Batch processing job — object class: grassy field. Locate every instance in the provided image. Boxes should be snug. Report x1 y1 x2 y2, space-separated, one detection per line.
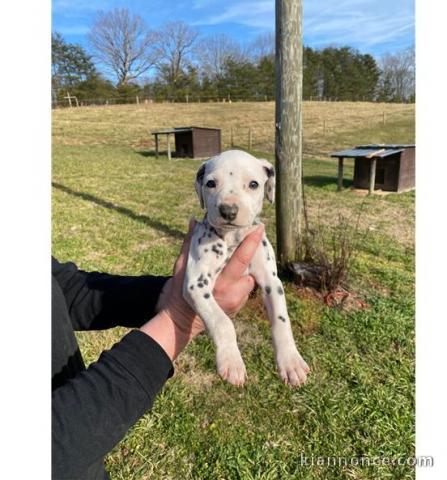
52 101 415 479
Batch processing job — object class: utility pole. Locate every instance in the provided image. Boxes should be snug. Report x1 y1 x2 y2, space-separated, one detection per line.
275 0 305 267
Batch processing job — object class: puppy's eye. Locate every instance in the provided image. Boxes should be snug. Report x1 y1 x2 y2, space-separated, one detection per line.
206 179 216 188
249 181 259 189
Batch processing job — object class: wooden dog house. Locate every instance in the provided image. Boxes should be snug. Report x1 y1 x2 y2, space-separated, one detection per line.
330 145 415 193
151 126 221 160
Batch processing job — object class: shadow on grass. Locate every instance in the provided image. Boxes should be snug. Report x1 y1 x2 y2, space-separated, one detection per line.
136 150 193 159
52 182 185 240
136 150 160 158
303 175 353 189
137 145 250 158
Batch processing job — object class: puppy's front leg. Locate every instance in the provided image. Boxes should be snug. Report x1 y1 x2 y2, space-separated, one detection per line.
249 235 310 386
183 224 246 386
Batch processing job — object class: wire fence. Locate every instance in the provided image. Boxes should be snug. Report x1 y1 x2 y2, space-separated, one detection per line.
210 108 414 155
52 92 414 109
52 97 414 159
210 111 405 157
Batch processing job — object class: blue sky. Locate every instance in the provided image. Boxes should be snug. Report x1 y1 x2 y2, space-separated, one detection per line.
52 0 414 58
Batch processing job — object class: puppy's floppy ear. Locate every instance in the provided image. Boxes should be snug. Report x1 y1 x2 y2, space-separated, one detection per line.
195 162 207 209
259 159 275 204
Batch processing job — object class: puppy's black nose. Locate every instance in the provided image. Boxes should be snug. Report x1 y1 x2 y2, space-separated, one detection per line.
219 203 238 222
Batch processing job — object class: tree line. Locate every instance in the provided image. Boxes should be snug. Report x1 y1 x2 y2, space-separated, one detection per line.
52 8 415 106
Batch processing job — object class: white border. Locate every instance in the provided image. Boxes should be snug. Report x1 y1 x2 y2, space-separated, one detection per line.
0 0 443 478
0 0 51 477
416 0 447 478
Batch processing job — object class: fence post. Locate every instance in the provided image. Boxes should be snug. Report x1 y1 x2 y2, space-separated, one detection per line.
136 96 139 105
65 91 72 108
230 126 234 148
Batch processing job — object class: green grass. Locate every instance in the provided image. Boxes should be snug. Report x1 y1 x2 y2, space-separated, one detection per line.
52 102 415 480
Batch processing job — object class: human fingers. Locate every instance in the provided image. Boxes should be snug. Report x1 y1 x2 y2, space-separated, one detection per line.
219 225 264 282
214 274 256 315
231 275 256 297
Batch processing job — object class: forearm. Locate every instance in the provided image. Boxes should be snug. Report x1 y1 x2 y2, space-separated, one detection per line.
52 257 169 330
52 330 173 477
140 310 193 362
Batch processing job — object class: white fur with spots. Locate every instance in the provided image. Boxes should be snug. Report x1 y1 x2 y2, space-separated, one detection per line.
183 150 310 387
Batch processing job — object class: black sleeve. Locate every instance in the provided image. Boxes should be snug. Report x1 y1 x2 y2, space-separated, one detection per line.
52 329 173 478
51 257 170 331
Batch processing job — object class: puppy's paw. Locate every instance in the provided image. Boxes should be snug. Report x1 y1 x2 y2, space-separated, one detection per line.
216 347 247 387
276 348 310 387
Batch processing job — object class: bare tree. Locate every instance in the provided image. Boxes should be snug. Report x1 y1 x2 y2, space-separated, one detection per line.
195 34 244 80
379 46 415 101
155 21 199 85
249 32 275 62
88 8 158 85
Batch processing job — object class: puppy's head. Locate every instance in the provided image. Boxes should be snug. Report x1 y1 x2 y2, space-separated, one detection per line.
195 150 275 229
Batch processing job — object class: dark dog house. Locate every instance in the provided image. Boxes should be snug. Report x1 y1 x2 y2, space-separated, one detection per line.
151 126 221 160
330 144 415 193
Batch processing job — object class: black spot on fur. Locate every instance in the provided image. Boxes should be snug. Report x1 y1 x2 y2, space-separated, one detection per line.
262 239 268 247
272 272 276 276
211 244 223 257
264 166 275 178
215 267 221 274
204 279 208 285
198 273 205 282
198 283 204 288
204 248 208 252
190 285 194 290
278 315 286 322
277 286 284 295
265 286 271 294
229 172 233 175
204 293 210 299
196 163 206 184
207 273 211 277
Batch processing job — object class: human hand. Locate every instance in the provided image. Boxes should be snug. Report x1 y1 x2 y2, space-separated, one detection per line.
149 219 264 360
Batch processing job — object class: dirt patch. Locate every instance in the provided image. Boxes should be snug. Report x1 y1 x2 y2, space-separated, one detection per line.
174 352 217 390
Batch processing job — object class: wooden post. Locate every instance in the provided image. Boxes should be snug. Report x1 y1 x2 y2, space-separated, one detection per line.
65 91 72 108
275 0 305 266
167 133 171 160
337 157 344 191
155 134 159 158
369 158 377 194
136 96 139 105
248 127 252 151
230 126 234 148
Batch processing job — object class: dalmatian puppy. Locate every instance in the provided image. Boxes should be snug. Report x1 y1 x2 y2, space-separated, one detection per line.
183 150 310 387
